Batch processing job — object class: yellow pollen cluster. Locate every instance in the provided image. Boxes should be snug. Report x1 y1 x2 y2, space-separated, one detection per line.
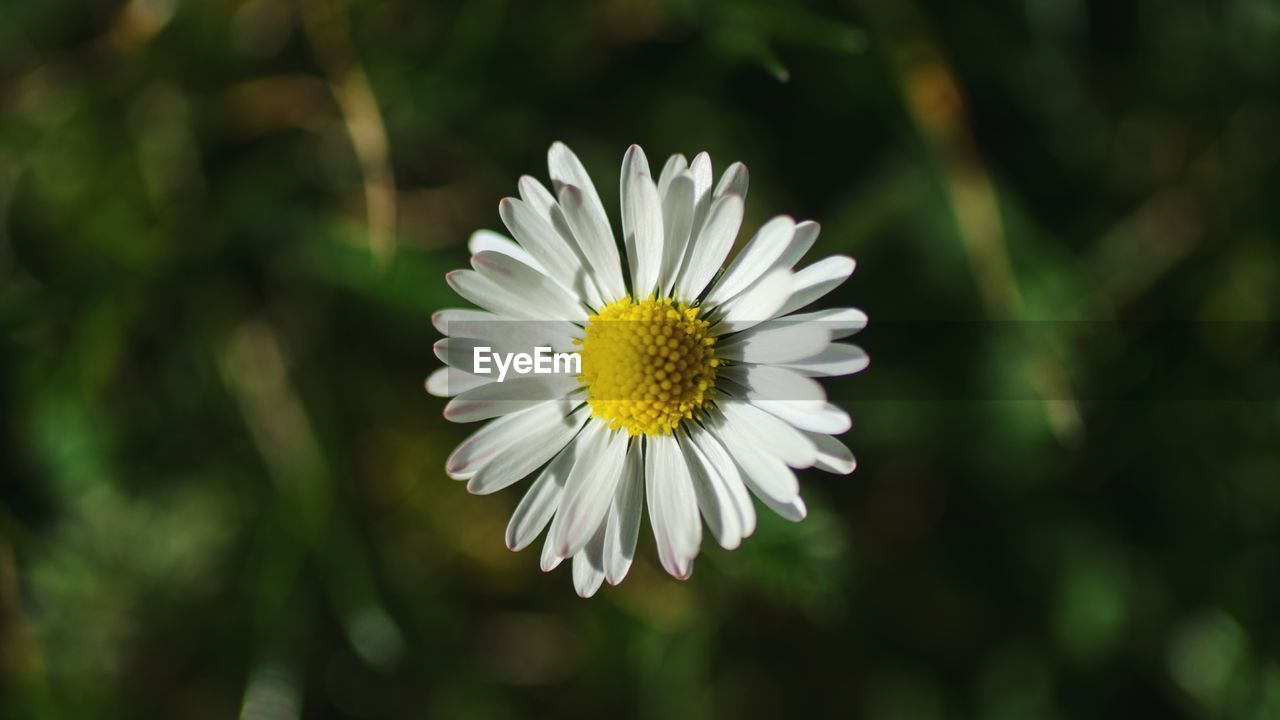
577 296 719 436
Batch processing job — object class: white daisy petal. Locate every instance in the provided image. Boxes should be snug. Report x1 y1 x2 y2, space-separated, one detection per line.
686 426 756 540
761 307 867 339
520 174 609 301
444 376 581 423
771 220 819 272
705 216 796 307
711 404 798 499
499 198 596 297
713 267 793 333
446 269 576 321
548 141 614 238
425 366 490 398
753 401 852 435
714 161 749 202
445 399 578 480
715 321 830 365
551 423 629 558
572 522 608 598
646 433 702 579
687 151 715 235
681 428 742 550
674 193 744 300
619 145 651 244
759 493 808 523
468 229 546 273
505 442 577 551
446 270 533 320
558 184 627 301
540 530 565 572
719 401 817 469
432 309 579 352
620 149 664 296
603 441 644 585
707 408 800 504
466 407 589 495
471 251 587 322
432 308 494 335
719 364 826 407
779 343 870 377
807 431 857 475
658 173 696 296
517 175 558 219
433 336 537 370
657 153 688 199
774 255 855 318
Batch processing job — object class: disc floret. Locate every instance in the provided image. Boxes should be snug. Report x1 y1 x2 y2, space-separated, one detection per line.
577 297 718 436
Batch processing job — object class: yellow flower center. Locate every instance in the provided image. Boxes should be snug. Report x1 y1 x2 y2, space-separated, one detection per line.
577 296 719 436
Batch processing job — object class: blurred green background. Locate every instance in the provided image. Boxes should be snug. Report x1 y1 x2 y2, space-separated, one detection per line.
2 0 1279 717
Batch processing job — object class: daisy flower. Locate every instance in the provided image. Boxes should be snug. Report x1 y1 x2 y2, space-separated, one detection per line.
427 142 868 597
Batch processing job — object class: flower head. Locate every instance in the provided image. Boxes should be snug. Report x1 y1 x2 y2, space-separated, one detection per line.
428 142 868 596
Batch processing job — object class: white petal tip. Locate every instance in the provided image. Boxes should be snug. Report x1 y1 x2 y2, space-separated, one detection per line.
778 497 808 522
668 559 694 580
444 446 474 478
605 563 633 587
540 556 563 572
